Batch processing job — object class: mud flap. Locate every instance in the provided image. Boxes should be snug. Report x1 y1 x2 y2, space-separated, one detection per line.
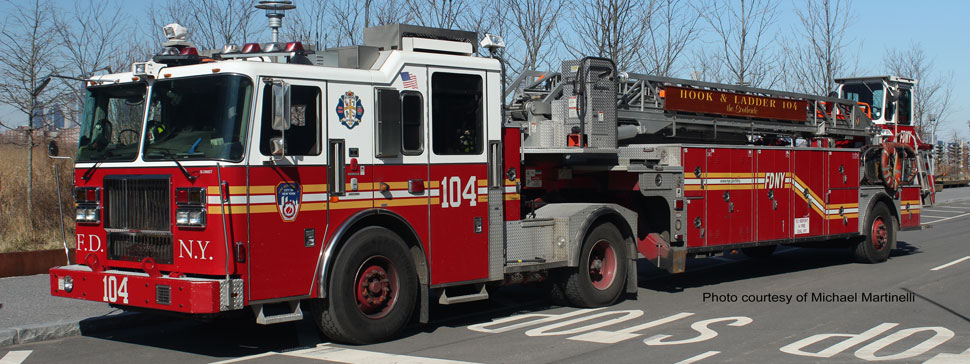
638 232 686 274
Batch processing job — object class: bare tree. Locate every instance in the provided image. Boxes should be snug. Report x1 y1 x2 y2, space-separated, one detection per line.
404 0 471 29
641 0 703 77
561 0 654 72
55 0 132 128
780 0 854 95
505 0 566 72
283 1 332 49
699 0 781 87
885 45 953 138
0 0 61 217
325 0 409 48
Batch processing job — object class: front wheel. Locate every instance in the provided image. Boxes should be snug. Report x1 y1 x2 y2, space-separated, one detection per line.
853 203 894 263
559 222 629 307
310 227 418 344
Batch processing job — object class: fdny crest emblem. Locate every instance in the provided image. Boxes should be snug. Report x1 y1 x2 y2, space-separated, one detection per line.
275 182 301 222
335 91 364 129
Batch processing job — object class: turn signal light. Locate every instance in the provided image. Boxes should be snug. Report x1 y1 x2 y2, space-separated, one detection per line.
175 187 206 228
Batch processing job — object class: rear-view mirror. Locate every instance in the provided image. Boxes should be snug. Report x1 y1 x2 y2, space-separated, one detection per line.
272 80 291 131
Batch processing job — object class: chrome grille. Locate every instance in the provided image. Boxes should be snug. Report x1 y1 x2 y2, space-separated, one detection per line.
107 231 174 264
104 177 173 264
105 177 170 230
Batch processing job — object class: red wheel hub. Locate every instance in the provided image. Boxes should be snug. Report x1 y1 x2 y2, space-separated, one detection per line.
871 216 888 250
354 256 398 319
589 240 617 290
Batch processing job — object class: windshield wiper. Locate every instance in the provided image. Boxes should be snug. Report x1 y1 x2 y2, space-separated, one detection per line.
154 149 197 182
81 149 113 181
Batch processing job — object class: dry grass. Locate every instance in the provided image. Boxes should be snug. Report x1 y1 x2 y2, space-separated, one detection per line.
0 142 76 252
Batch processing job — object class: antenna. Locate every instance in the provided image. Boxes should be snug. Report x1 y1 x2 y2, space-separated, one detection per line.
256 0 296 43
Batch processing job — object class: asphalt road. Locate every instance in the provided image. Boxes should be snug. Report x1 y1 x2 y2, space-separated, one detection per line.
4 199 970 364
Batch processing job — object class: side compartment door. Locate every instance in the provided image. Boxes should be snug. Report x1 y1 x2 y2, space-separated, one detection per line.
682 147 706 247
248 79 329 301
792 149 827 238
755 149 791 242
427 68 489 285
827 150 860 235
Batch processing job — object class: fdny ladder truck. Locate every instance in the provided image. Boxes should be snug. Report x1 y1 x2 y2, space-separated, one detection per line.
49 22 933 344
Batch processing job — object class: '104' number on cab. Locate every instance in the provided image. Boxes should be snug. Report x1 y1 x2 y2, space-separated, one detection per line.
440 176 477 208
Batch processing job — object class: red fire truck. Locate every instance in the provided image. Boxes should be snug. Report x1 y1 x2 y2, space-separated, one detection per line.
49 23 934 344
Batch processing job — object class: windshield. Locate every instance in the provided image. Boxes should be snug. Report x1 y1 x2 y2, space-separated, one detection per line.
76 84 147 162
143 74 253 161
841 82 884 120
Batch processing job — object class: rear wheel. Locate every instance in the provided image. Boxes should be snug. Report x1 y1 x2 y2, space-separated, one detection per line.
310 227 418 344
853 203 894 263
560 222 628 307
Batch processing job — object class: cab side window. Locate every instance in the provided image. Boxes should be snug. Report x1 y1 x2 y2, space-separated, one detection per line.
402 91 424 155
260 84 321 156
431 73 483 155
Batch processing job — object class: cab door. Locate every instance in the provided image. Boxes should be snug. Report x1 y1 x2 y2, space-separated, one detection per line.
248 78 329 302
427 68 489 285
371 66 431 263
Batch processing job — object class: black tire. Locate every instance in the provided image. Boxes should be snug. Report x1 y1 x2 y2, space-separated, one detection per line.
742 245 777 259
853 203 894 263
561 222 629 307
310 227 418 344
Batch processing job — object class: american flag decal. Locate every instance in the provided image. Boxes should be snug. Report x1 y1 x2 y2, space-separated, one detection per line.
400 72 419 89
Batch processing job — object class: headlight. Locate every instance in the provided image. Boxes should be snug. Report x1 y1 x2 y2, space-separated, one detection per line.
187 210 204 225
63 275 73 293
176 210 189 225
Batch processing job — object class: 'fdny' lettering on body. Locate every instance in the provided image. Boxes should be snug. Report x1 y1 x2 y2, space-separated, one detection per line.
764 172 786 189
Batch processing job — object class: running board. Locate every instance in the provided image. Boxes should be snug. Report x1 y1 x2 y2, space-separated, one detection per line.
438 284 489 305
253 301 304 325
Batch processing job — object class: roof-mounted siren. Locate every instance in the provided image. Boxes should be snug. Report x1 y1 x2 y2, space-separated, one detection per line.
480 34 505 54
152 23 201 66
256 0 296 43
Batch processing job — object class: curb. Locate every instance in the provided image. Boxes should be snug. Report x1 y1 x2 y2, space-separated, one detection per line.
0 312 164 347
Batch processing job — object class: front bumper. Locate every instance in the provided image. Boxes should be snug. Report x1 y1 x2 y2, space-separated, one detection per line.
50 265 244 314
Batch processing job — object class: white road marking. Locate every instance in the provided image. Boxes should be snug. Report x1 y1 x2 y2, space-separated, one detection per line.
930 256 970 271
921 215 953 219
923 207 969 212
923 347 970 363
673 351 721 364
921 212 970 225
282 344 479 364
0 351 32 364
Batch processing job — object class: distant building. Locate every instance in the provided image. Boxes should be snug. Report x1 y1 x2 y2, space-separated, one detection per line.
30 105 67 130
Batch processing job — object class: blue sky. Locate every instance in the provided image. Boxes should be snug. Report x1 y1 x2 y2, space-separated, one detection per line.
6 0 968 140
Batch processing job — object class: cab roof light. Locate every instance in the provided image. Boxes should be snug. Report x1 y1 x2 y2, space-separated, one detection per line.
284 41 304 52
263 42 283 52
179 47 198 56
222 44 240 53
241 43 262 53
